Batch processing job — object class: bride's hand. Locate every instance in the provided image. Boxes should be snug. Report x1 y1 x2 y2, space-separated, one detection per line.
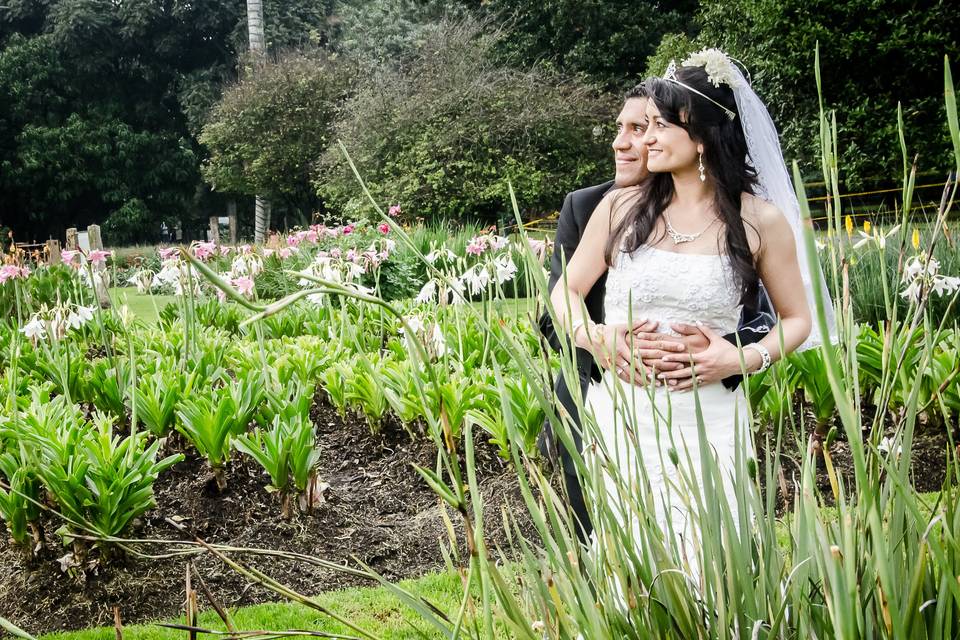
655 323 741 391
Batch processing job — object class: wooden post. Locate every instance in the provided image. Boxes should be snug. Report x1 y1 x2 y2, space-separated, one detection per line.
46 239 61 265
86 224 111 308
66 228 78 250
228 200 238 244
208 215 220 243
88 224 103 251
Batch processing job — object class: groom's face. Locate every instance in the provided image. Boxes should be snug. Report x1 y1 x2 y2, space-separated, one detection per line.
612 97 650 187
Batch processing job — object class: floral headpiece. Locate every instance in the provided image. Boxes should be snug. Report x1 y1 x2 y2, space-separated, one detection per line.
663 47 743 121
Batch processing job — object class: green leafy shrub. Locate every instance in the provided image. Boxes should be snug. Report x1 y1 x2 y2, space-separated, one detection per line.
317 16 614 226
200 51 353 219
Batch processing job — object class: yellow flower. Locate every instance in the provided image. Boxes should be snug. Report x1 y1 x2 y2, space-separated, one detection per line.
845 215 853 237
912 228 920 250
863 220 872 234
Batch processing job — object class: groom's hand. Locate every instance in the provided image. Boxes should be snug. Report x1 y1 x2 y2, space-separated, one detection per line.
595 320 658 385
631 324 710 379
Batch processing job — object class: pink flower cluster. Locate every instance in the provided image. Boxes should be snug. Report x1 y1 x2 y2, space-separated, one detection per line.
193 242 218 261
60 249 111 269
388 204 402 217
231 276 255 297
465 234 509 256
0 264 30 284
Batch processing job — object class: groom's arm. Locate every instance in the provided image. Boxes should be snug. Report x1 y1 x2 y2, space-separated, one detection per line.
718 286 776 388
724 285 775 348
538 191 580 353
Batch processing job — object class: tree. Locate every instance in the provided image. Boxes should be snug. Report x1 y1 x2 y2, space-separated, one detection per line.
475 0 698 90
316 17 616 224
245 0 270 243
648 0 960 187
200 52 352 224
0 0 337 244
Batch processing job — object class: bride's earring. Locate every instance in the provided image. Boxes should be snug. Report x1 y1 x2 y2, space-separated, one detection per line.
698 152 706 182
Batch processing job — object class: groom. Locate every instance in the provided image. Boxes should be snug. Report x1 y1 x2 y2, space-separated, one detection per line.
538 83 775 543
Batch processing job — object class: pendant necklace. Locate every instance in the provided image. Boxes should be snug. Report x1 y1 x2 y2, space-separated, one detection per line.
664 210 717 245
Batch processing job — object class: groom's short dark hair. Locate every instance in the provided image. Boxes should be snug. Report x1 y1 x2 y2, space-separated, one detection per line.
624 82 647 100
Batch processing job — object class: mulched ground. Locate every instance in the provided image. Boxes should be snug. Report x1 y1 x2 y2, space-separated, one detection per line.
755 399 956 512
0 397 537 634
2 394 954 634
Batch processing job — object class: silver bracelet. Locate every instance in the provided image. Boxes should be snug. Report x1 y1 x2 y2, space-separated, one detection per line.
743 343 771 373
570 318 589 344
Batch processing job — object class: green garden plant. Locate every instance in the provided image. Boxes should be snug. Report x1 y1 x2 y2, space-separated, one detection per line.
0 448 42 551
175 377 262 491
234 412 321 520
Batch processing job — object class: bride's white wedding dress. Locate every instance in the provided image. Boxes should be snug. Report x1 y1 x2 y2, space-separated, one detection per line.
586 244 751 541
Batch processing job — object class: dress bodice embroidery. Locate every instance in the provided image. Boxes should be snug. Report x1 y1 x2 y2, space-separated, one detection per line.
603 245 743 336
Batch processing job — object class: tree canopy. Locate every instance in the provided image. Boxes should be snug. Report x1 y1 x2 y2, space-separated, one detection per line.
1 0 956 244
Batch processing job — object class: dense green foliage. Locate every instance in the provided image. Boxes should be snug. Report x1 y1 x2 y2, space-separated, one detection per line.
477 0 698 89
1 0 957 243
315 17 615 224
647 0 959 185
0 0 336 243
200 52 353 222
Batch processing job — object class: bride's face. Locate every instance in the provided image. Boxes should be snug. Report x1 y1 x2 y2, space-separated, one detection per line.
642 100 702 175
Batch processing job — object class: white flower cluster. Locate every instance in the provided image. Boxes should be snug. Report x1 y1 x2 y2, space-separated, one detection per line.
682 48 742 88
295 238 394 305
901 252 960 303
398 315 448 358
415 235 519 306
20 302 96 343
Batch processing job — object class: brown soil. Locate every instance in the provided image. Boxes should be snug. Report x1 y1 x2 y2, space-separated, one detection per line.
0 397 537 635
2 394 954 635
755 400 956 512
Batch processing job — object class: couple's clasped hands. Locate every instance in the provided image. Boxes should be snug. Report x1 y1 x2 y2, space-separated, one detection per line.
590 319 744 390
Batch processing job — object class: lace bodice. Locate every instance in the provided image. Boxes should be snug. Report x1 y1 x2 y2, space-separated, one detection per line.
604 245 742 336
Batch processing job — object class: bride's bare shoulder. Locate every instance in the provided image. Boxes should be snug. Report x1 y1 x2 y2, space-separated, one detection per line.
740 192 787 229
599 185 643 227
739 192 793 255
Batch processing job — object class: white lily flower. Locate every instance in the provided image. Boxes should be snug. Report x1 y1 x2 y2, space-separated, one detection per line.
932 275 960 297
431 324 447 357
346 261 366 280
416 280 437 304
877 436 902 457
446 277 467 305
399 315 424 335
21 316 46 342
493 255 518 284
461 264 490 295
901 279 923 302
490 235 509 251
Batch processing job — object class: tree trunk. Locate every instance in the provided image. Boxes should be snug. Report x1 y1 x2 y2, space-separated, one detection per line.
227 199 238 244
254 196 271 244
245 0 265 54
246 0 269 244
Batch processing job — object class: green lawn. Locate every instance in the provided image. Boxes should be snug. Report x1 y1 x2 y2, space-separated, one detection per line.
109 288 176 324
108 287 538 325
36 571 467 640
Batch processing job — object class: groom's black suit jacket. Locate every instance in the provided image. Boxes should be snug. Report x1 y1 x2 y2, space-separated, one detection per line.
537 180 775 541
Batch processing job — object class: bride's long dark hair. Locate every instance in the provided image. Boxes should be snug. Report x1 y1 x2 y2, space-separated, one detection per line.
605 65 760 309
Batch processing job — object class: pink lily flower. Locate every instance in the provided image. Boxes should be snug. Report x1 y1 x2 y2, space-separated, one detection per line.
231 276 255 297
88 250 112 264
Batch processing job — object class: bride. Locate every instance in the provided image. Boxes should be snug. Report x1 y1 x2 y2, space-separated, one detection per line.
550 50 832 546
